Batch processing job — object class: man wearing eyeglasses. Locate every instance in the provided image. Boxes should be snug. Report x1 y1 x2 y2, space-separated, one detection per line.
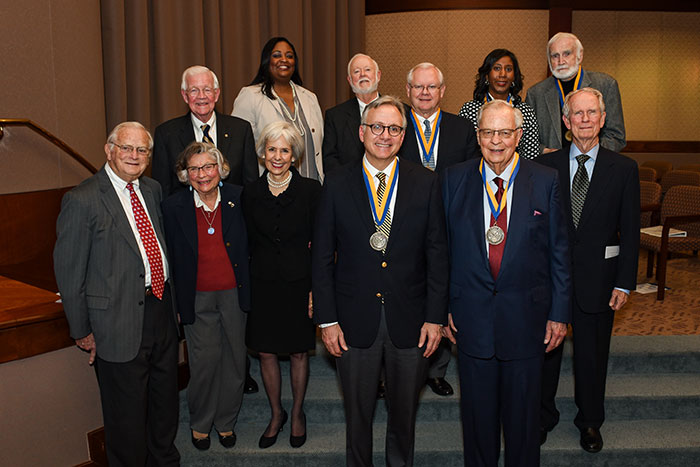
538 88 639 454
313 95 448 467
401 62 480 397
152 65 258 196
442 100 571 467
54 122 180 466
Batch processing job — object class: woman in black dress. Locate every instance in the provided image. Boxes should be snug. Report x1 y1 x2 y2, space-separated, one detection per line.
242 121 321 449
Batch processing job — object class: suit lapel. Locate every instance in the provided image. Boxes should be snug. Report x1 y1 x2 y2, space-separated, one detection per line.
179 116 197 148
498 163 531 280
435 112 452 171
578 149 613 228
345 100 364 155
544 77 563 145
401 112 421 163
174 192 198 255
466 165 490 274
97 170 142 258
348 162 376 237
219 185 235 236
215 111 232 154
385 160 412 253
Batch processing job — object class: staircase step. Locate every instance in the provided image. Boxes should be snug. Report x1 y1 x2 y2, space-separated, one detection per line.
175 419 700 466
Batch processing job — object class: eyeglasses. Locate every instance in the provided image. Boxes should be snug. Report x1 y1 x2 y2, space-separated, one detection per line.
362 123 404 137
408 84 440 93
112 143 151 156
185 87 215 98
477 128 520 140
187 163 218 175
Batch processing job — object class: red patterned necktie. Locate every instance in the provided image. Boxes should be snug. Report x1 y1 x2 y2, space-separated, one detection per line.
488 177 507 279
126 183 164 299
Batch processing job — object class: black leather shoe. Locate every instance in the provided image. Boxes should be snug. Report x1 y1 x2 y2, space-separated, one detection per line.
540 429 548 446
244 373 259 394
377 380 386 399
290 413 307 448
218 432 237 448
426 377 454 396
259 410 288 449
580 427 603 453
191 432 210 451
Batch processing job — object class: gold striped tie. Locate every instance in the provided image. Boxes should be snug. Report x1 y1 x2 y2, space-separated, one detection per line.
375 172 391 253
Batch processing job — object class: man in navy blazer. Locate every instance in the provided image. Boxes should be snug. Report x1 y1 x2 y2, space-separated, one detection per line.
152 65 259 196
313 95 448 467
442 100 571 467
322 53 381 174
401 62 480 397
538 88 639 453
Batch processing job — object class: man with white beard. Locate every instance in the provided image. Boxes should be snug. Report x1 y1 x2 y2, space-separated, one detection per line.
322 53 382 173
525 32 626 154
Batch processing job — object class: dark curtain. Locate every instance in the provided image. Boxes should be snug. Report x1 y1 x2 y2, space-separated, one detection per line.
100 0 365 132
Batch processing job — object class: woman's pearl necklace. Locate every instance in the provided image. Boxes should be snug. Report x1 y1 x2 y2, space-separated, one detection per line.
267 171 292 188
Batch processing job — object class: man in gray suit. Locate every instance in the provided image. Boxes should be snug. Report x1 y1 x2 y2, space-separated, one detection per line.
54 122 180 467
526 32 626 154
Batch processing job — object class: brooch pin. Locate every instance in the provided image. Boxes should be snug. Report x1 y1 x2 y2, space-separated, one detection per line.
228 201 235 208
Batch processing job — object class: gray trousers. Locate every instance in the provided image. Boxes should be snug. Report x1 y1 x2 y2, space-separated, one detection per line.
184 288 247 433
336 308 428 467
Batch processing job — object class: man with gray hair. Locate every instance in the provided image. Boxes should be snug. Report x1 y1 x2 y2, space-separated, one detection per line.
322 53 382 173
55 122 180 466
526 32 626 154
152 65 258 196
402 62 479 397
538 88 639 453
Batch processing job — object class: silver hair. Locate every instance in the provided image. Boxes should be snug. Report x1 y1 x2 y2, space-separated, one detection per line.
562 87 606 118
547 32 584 62
175 142 230 184
406 62 444 87
361 95 407 129
180 65 220 91
256 121 305 165
347 53 380 77
106 121 153 150
476 99 524 129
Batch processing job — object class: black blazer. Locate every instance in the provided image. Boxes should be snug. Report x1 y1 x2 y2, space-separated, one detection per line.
399 107 479 171
162 183 251 324
152 111 259 196
322 97 365 174
312 159 449 349
539 147 639 313
242 168 321 281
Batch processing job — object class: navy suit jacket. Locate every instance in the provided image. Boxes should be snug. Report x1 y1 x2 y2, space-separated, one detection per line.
312 159 449 349
152 111 258 196
538 147 639 313
442 158 572 360
322 97 366 174
161 183 251 324
400 107 480 171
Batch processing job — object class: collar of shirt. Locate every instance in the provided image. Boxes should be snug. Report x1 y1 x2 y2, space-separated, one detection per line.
191 112 217 146
357 94 379 117
104 161 139 193
568 142 599 185
193 187 221 211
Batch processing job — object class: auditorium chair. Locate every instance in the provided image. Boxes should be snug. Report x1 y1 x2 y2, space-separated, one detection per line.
640 185 700 300
660 170 700 194
641 160 673 182
638 166 657 182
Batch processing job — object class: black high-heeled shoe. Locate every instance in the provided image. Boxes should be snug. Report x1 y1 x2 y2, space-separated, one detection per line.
290 412 307 448
258 410 288 449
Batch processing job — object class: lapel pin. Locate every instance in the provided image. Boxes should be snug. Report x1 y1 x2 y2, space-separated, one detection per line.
224 133 229 138
228 201 235 208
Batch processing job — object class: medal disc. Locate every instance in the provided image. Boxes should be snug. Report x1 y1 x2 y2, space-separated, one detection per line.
486 225 504 245
565 130 572 142
207 227 215 235
370 231 388 251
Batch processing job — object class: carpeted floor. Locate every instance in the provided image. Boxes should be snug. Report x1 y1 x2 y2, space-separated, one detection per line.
613 254 700 336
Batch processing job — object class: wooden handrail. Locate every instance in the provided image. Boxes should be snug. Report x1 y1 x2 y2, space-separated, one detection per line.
0 118 97 174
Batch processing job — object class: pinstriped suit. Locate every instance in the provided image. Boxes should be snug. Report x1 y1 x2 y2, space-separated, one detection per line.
54 165 179 466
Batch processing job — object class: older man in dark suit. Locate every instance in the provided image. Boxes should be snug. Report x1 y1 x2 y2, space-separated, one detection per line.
322 53 382 173
401 62 480 397
152 65 258 195
54 122 179 466
442 100 571 467
313 95 448 467
539 88 639 453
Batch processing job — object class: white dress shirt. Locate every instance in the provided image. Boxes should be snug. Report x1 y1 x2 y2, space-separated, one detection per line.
412 109 441 167
191 112 217 147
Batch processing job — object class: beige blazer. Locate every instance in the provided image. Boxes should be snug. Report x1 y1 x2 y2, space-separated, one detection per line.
232 83 324 181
